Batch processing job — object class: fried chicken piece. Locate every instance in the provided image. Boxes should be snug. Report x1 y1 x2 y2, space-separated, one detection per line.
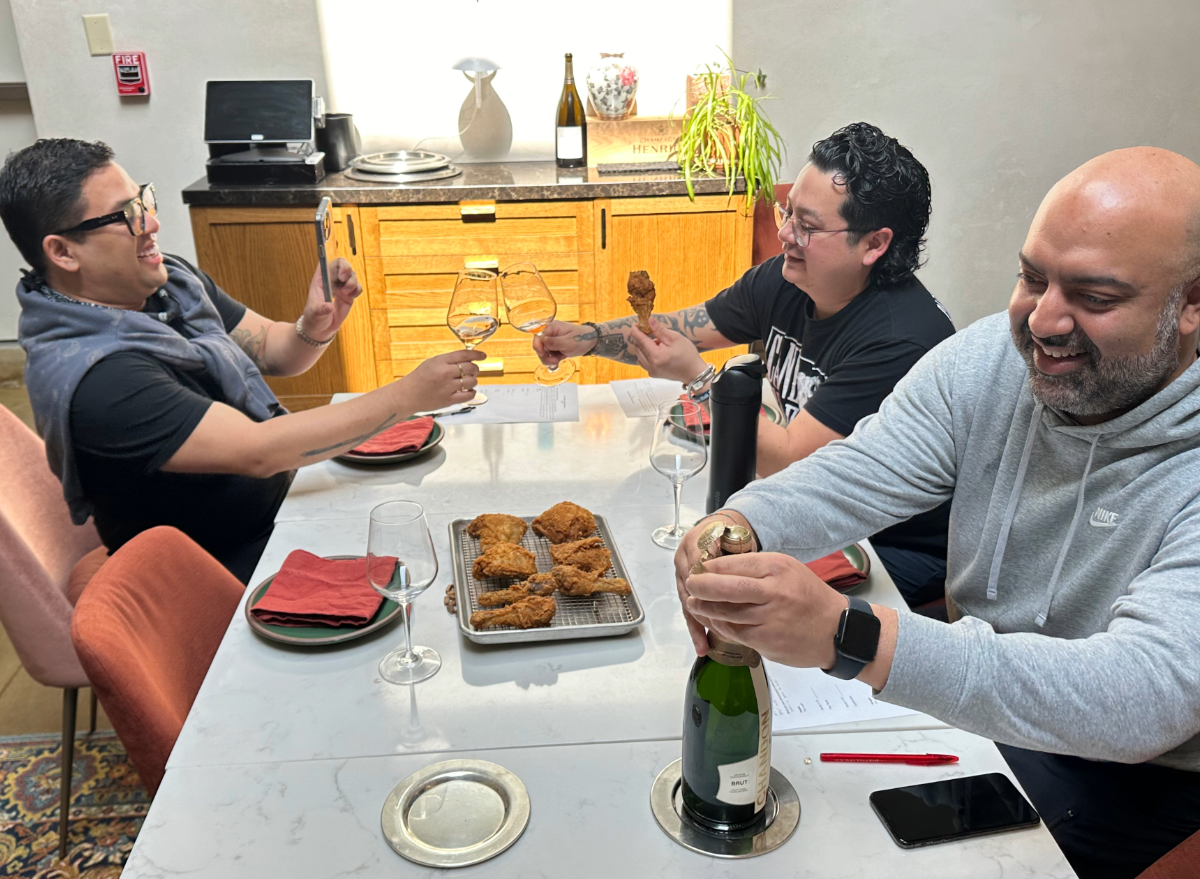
472 542 537 580
627 270 656 335
551 565 632 597
549 537 612 575
470 595 557 629
466 513 529 550
531 501 597 544
476 572 557 607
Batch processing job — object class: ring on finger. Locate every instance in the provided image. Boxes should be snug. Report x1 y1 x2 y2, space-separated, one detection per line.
457 363 464 378
459 379 465 393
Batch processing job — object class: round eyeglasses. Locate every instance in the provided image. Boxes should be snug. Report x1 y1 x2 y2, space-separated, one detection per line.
772 201 865 247
54 183 157 237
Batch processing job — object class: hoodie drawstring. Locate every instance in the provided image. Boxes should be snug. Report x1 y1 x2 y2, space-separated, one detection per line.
986 402 1044 600
1036 433 1101 627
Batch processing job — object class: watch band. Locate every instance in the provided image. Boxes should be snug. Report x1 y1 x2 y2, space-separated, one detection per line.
579 321 601 356
824 596 879 681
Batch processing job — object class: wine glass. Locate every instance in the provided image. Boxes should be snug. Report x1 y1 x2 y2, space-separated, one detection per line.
499 261 577 386
447 268 500 405
367 501 440 685
649 399 708 549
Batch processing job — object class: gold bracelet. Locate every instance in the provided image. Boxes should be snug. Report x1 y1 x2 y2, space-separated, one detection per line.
295 314 335 348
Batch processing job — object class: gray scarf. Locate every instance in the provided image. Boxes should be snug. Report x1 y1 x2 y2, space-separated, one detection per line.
17 255 283 524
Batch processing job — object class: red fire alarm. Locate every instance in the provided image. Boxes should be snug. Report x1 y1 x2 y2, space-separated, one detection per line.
113 52 149 96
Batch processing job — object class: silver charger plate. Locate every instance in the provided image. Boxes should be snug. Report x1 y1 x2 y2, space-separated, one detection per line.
346 165 463 184
352 150 450 173
650 759 800 859
451 513 645 645
381 759 530 868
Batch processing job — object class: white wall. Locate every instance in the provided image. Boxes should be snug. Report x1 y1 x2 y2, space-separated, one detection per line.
319 0 730 159
8 0 328 271
0 0 32 341
733 0 1200 328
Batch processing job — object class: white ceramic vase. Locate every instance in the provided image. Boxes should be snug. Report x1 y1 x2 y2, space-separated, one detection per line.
586 53 638 120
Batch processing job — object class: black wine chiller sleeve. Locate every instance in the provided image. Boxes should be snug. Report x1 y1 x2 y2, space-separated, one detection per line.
706 355 768 514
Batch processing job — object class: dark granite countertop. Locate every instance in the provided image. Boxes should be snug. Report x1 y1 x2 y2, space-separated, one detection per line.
181 161 746 207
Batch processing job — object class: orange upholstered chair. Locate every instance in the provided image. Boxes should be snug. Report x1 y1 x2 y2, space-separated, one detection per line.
1137 830 1200 878
70 526 243 795
751 182 793 266
0 404 107 858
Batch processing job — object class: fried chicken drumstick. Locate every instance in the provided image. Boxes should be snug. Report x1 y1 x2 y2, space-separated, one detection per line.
627 270 656 335
549 536 612 575
470 594 557 629
551 565 632 597
467 513 529 550
532 501 596 544
476 573 558 607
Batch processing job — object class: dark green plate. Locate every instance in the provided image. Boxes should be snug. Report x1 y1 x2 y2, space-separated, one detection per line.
666 400 785 444
335 419 445 466
245 555 402 646
835 542 872 593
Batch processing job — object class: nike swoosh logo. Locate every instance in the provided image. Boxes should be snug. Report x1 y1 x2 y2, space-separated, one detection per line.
1089 513 1119 528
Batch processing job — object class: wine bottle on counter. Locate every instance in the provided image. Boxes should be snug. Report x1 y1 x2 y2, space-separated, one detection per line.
555 53 587 169
681 525 772 831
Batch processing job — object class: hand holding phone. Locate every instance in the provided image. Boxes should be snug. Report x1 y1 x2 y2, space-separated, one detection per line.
315 196 334 303
870 772 1040 848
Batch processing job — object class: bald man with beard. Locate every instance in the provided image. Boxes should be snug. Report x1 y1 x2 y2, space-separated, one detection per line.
671 147 1200 879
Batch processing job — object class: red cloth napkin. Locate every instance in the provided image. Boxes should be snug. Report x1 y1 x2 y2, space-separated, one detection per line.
250 550 388 627
677 394 770 431
350 416 434 455
807 549 868 592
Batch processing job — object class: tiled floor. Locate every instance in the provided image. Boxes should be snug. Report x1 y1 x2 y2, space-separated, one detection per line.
0 382 113 736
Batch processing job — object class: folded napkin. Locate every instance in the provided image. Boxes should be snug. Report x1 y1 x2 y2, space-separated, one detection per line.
807 548 868 592
350 416 434 455
250 550 389 627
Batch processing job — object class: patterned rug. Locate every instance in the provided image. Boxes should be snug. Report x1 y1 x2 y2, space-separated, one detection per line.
0 732 149 878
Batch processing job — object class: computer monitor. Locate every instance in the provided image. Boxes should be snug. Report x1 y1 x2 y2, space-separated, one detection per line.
204 80 314 144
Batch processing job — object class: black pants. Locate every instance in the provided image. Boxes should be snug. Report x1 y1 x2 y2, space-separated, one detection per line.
997 743 1200 879
873 544 947 608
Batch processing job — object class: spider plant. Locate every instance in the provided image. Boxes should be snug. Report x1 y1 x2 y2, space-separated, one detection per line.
676 55 784 206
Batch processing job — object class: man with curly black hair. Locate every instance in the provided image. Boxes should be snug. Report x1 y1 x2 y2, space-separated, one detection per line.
536 122 954 608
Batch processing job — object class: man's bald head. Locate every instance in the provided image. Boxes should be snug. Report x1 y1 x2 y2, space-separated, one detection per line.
1010 147 1200 423
1037 147 1200 290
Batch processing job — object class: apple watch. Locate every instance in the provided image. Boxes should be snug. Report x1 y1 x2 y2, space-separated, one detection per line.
824 596 880 680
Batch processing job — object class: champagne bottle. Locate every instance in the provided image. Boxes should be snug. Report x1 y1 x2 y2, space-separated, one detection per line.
680 526 772 831
555 53 587 169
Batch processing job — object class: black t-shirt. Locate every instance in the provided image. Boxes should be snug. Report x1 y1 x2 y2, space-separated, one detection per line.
707 255 955 554
69 259 291 583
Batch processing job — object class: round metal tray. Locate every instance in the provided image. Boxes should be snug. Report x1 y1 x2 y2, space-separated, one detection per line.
650 759 799 858
382 759 530 868
346 165 463 184
352 150 450 174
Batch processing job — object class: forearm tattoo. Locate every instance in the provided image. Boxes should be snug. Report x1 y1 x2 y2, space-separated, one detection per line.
230 326 271 374
590 304 716 364
300 414 399 457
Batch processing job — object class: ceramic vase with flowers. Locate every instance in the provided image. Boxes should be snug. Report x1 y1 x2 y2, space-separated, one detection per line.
586 53 639 120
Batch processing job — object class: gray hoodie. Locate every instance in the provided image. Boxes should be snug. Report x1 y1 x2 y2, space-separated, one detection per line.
727 312 1200 770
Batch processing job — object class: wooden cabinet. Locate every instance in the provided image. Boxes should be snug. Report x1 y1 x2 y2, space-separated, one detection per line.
189 205 372 411
189 193 753 400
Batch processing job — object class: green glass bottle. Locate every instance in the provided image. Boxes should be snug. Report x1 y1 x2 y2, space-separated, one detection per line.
680 527 772 832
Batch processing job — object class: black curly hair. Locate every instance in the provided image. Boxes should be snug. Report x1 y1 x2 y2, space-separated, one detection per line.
0 138 115 274
808 123 931 287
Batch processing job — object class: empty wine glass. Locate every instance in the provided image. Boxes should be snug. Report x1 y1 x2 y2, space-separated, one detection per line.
447 268 500 405
367 501 440 684
499 261 577 386
649 399 708 549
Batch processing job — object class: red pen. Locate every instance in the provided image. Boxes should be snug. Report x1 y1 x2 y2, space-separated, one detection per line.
820 752 959 766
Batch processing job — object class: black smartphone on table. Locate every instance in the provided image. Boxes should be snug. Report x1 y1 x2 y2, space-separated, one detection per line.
315 196 334 303
870 772 1041 849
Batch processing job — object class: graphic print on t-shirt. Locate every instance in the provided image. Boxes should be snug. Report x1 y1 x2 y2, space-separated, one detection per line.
764 327 825 423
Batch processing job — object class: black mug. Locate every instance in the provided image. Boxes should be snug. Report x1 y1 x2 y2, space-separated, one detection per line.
317 113 360 172
706 353 768 514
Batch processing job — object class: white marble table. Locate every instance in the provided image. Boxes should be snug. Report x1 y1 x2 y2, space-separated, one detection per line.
129 729 1074 878
128 385 1073 877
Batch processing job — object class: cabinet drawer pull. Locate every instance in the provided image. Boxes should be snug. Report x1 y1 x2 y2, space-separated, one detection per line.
460 202 496 223
479 359 504 375
347 215 356 255
601 208 606 249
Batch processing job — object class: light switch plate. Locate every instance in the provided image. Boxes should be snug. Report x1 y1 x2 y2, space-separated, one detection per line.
82 14 114 56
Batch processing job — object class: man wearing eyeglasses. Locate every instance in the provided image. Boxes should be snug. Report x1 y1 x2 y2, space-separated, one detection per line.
535 122 955 608
0 139 482 582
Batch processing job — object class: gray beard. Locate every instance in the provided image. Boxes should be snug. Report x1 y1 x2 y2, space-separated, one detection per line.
1011 294 1182 417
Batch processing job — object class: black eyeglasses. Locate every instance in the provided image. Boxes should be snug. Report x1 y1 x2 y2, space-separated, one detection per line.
54 183 157 237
